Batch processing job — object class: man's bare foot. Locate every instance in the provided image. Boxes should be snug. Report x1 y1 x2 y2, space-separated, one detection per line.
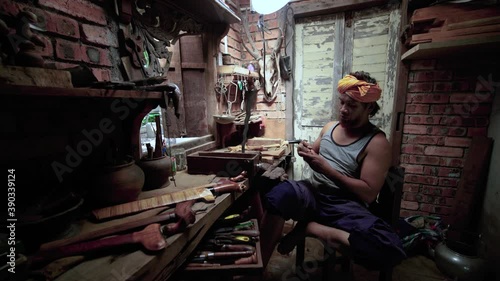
277 222 307 255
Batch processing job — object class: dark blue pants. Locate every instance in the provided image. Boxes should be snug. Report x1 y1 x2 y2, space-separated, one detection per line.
265 180 406 269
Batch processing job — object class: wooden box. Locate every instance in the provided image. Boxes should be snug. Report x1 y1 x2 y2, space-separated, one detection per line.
181 219 263 277
187 151 260 177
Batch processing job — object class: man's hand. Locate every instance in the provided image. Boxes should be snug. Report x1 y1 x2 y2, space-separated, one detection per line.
297 141 329 174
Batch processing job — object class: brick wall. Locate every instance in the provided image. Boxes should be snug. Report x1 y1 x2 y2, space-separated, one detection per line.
1 0 120 81
400 59 496 223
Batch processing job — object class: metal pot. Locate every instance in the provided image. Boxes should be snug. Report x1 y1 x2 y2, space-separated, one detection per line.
434 240 486 281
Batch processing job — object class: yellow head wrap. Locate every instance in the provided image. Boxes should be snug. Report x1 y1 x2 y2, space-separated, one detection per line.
337 74 382 103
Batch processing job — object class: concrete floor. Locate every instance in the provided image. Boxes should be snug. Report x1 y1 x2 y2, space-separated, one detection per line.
261 220 449 281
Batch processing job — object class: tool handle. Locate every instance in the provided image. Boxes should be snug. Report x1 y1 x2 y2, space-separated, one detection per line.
40 211 176 252
220 244 255 252
34 233 136 264
209 183 243 196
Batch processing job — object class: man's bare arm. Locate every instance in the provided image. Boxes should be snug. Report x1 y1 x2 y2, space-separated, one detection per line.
299 133 391 204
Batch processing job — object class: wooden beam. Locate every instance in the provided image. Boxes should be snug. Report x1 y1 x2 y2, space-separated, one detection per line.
291 0 388 18
390 0 409 167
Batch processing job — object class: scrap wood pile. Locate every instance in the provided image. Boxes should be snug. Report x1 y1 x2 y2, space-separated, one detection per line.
403 4 500 47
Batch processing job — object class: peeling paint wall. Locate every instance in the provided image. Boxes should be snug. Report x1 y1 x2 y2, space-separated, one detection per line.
292 5 400 179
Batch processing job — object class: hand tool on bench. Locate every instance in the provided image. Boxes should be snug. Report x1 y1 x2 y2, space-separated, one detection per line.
191 250 254 262
33 201 196 265
32 223 166 264
92 181 244 221
40 200 195 252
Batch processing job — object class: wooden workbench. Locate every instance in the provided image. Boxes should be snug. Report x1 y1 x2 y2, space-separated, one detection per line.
54 171 249 281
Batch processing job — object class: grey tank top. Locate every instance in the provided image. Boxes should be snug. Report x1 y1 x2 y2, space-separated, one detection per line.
309 122 383 193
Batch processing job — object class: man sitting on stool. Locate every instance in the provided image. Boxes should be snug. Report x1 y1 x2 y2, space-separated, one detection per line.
260 71 406 270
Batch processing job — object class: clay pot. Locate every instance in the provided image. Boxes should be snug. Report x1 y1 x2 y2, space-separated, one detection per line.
434 240 486 281
93 160 145 205
137 155 172 190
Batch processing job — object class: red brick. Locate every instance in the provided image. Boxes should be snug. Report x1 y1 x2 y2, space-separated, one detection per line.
408 115 441 125
45 11 80 38
410 60 436 70
55 39 82 61
256 102 277 111
53 61 79 69
440 116 470 127
406 135 444 145
403 184 420 193
81 45 111 66
424 146 463 157
438 167 461 178
444 137 471 147
439 177 460 187
411 155 441 165
39 0 107 25
405 174 438 185
467 127 488 136
91 68 111 81
449 92 493 103
440 157 464 167
423 166 438 176
80 24 118 47
402 164 424 174
403 192 418 201
410 71 434 82
475 117 489 127
401 144 425 155
430 104 453 114
434 82 453 92
401 200 419 210
421 185 443 196
432 196 447 205
427 126 449 136
403 124 427 135
407 93 449 104
405 104 430 114
471 105 492 116
0 0 20 16
408 82 433 93
421 203 453 215
447 127 467 137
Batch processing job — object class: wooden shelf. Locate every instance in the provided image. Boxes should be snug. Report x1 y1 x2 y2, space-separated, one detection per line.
401 36 500 61
217 65 259 78
158 0 240 25
0 84 164 99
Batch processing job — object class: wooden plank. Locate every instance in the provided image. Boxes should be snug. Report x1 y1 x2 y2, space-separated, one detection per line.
410 23 500 43
0 66 72 88
402 35 500 61
91 183 218 220
180 62 207 69
291 0 388 18
449 137 493 241
447 15 500 30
